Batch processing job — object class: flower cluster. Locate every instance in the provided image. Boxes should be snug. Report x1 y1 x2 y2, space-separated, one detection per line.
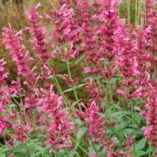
39 89 74 152
0 59 9 135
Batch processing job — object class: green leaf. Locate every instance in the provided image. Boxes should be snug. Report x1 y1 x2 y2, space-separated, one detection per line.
123 128 133 135
101 100 107 108
30 145 51 157
0 153 5 157
9 103 17 107
136 150 147 156
135 138 147 151
63 84 86 93
75 119 83 126
77 127 87 141
0 147 11 154
110 111 130 120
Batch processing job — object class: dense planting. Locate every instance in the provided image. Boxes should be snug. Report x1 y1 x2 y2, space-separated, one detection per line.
0 0 157 156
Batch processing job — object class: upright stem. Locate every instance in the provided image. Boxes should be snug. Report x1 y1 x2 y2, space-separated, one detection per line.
127 0 131 23
71 137 88 155
66 61 81 110
135 0 138 26
53 76 70 108
131 101 136 156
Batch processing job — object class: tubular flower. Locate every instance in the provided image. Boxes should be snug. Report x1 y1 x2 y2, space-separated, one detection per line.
27 3 53 62
50 3 83 60
145 0 157 66
39 90 74 152
85 101 121 156
0 116 7 135
141 85 157 156
2 27 38 89
0 59 9 135
95 0 122 60
2 27 30 77
116 27 140 79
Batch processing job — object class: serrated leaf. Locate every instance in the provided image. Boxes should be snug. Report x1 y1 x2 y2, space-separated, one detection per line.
30 145 51 157
111 111 130 119
77 127 87 141
101 100 107 108
75 119 83 126
9 103 16 107
136 150 147 156
63 84 86 93
135 138 147 151
123 128 133 135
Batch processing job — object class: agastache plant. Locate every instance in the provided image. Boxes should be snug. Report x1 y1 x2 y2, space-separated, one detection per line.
0 59 8 135
1 0 157 156
27 3 51 62
2 27 30 77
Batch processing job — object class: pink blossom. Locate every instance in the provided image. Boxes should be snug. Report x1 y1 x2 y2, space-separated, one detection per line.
2 27 30 76
27 4 53 61
0 59 9 83
85 101 120 156
89 152 98 157
0 116 7 135
117 89 129 99
38 91 74 152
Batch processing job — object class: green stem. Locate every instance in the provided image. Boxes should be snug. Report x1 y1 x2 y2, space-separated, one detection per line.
74 151 81 157
66 61 81 110
71 137 88 156
127 0 131 23
131 102 136 156
53 76 70 108
135 0 138 26
137 0 142 25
